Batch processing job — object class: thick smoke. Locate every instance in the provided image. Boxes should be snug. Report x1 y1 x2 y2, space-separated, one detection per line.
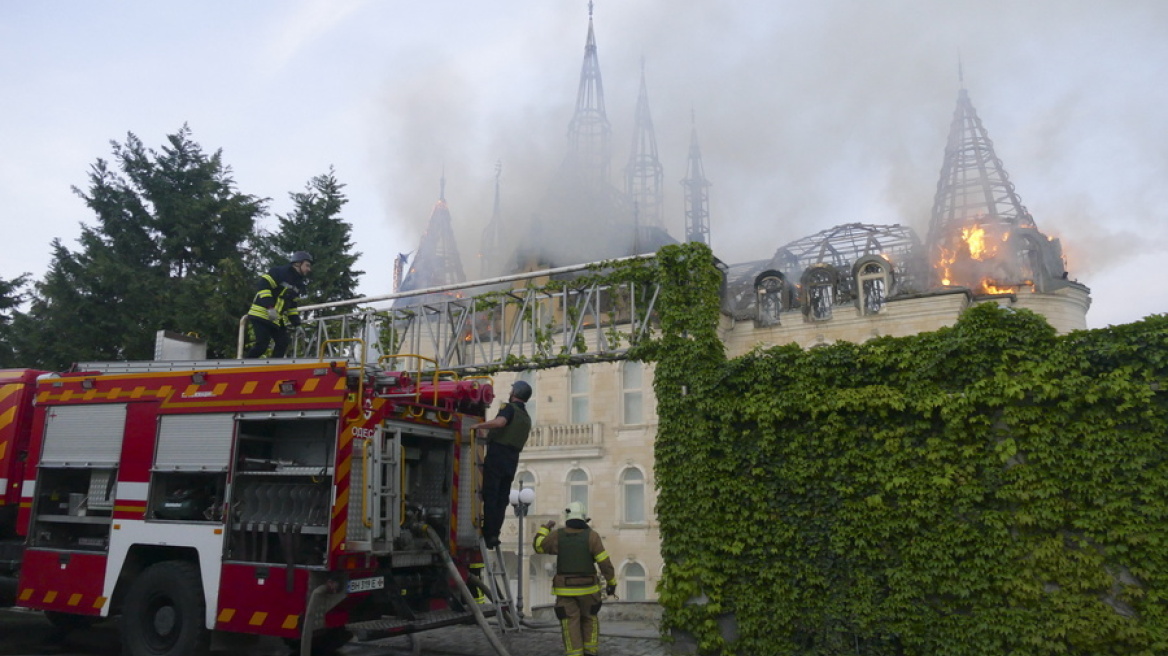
372 0 1168 324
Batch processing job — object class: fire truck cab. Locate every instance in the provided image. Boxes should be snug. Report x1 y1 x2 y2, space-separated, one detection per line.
0 357 497 655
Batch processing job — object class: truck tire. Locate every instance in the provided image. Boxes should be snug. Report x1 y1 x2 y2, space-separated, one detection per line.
121 561 209 656
283 627 354 655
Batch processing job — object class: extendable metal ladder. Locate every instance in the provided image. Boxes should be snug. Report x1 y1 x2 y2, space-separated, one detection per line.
477 537 521 632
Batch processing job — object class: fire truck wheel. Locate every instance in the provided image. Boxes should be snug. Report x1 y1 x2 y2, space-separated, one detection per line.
44 610 97 631
121 561 209 656
283 627 354 655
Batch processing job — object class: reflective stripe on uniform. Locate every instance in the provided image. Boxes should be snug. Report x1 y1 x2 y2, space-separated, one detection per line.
552 584 600 596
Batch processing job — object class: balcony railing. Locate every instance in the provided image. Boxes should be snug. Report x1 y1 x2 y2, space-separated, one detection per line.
526 423 603 449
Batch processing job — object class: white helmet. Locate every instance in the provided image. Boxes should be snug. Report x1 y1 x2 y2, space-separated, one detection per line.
565 501 588 523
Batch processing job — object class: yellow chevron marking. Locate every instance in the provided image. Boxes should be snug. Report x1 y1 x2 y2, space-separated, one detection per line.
282 615 299 630
131 386 146 399
18 588 32 601
242 381 258 394
335 455 350 481
0 406 15 433
302 378 319 392
332 488 348 517
218 608 235 623
93 596 107 609
249 611 268 626
0 439 8 462
42 590 58 603
107 387 122 398
0 384 18 404
213 383 228 395
68 593 83 606
183 384 200 397
83 388 97 400
334 378 347 391
332 522 347 550
60 390 73 401
155 385 172 398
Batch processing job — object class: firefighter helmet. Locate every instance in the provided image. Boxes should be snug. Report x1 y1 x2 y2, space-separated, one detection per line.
511 380 533 402
290 250 314 264
565 501 588 523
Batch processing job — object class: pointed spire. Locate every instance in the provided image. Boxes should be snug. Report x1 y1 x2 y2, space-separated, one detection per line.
682 111 711 245
480 161 504 278
927 84 1036 252
566 2 611 183
625 59 664 231
926 82 1059 291
397 174 466 294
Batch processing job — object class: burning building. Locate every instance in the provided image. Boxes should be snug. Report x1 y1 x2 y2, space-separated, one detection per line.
381 6 1090 607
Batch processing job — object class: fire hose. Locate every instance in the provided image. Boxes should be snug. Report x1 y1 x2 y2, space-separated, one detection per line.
421 524 514 656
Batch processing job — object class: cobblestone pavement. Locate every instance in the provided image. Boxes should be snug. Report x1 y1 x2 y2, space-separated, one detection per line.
357 621 669 656
0 606 671 656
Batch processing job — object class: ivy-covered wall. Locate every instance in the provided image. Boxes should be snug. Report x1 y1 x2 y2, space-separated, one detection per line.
644 242 1168 655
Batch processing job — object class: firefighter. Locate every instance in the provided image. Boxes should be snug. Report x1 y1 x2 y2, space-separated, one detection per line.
244 251 313 358
469 380 533 548
533 502 617 656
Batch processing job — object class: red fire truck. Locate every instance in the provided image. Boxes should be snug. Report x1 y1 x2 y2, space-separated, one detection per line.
0 353 504 655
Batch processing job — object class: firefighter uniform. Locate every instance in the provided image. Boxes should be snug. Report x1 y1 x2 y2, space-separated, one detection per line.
533 503 617 656
245 253 311 358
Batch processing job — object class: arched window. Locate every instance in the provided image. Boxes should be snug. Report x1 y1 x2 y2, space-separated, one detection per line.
621 467 645 524
854 256 891 315
623 562 647 601
569 366 589 424
754 270 785 327
516 370 537 421
622 362 643 425
801 265 837 321
567 468 589 509
516 470 537 514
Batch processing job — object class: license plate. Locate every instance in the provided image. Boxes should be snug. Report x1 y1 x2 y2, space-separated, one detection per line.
347 576 385 593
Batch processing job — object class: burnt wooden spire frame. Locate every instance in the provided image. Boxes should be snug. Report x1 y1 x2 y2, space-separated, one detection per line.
682 114 711 246
566 7 612 184
625 63 664 232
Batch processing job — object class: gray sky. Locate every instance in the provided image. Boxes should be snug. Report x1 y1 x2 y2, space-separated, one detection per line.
3 1 1166 329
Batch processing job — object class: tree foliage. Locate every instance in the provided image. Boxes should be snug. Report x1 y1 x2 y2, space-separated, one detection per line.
255 167 363 305
648 242 1168 655
12 126 266 367
0 273 29 367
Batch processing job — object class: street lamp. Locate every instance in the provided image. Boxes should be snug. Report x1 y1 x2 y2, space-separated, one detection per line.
508 484 536 617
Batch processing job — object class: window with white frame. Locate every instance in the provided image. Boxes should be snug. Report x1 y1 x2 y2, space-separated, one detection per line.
623 562 647 601
803 266 836 321
567 468 589 509
855 257 890 315
569 366 590 424
516 370 537 421
516 470 537 514
621 467 645 523
622 362 643 425
755 271 785 327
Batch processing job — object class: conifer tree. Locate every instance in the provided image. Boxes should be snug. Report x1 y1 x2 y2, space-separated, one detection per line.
0 273 28 367
258 167 363 305
15 126 266 368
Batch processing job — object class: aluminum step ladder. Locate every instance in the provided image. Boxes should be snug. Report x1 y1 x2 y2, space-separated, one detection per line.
477 537 521 632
